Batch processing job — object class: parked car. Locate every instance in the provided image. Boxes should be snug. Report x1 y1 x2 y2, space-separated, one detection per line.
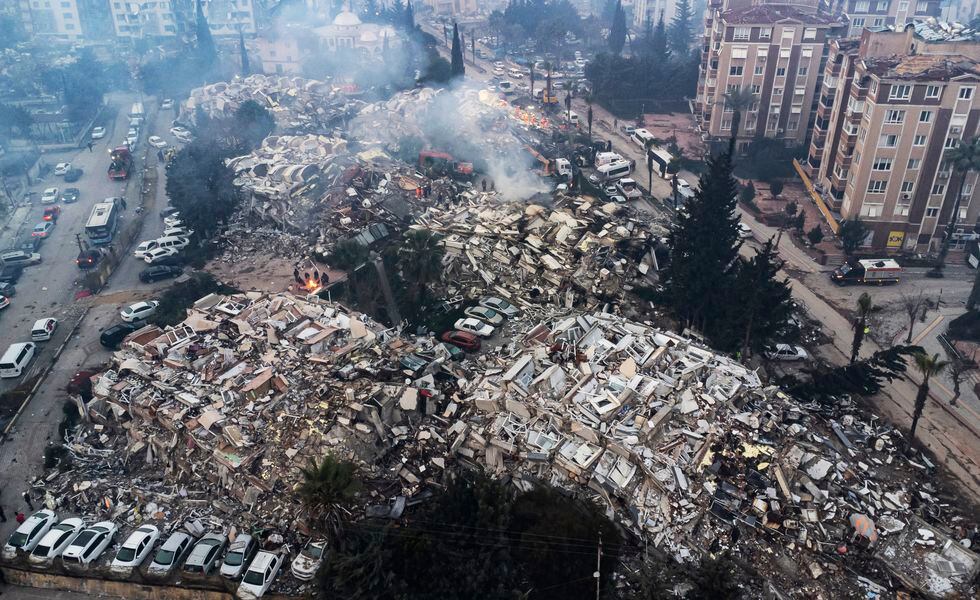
61 521 118 567
290 540 326 581
147 532 194 576
61 188 80 204
139 265 183 283
1 250 41 267
478 297 520 317
32 222 55 238
0 283 15 297
91 126 106 139
220 534 258 579
162 226 194 238
120 300 159 323
2 510 57 559
143 247 181 265
765 343 808 362
464 306 505 326
15 236 42 253
31 318 58 341
0 266 23 285
148 136 168 148
161 99 174 110
237 551 283 599
99 322 140 348
134 240 160 259
40 187 59 204
63 168 83 183
182 533 228 575
453 317 494 338
76 248 106 270
28 518 84 566
440 330 481 352
737 222 754 239
0 295 10 310
399 353 429 374
110 525 160 574
42 206 61 222
126 130 138 145
54 162 71 176
160 206 180 220
163 215 184 228
170 126 190 138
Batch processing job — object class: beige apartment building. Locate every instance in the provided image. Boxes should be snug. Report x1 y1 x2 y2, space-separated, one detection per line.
694 4 848 153
806 27 980 252
826 0 943 36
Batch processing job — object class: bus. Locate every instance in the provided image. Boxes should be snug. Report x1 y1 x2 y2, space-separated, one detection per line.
85 200 120 246
631 128 655 149
647 147 674 178
129 102 145 122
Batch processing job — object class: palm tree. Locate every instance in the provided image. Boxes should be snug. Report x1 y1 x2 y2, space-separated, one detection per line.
933 136 980 275
722 86 755 156
850 292 873 364
906 352 949 454
298 454 360 533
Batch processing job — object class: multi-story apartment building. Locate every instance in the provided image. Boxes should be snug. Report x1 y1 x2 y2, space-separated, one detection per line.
806 26 980 252
825 0 943 36
694 4 848 153
110 0 255 39
633 0 678 31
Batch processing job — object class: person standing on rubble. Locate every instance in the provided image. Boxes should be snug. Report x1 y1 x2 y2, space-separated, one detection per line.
21 491 33 511
482 179 487 192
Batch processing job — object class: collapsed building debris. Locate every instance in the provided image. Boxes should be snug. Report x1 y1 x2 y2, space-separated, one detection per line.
33 292 978 599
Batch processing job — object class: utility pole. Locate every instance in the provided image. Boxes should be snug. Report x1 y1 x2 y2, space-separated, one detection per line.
75 233 87 253
594 532 602 600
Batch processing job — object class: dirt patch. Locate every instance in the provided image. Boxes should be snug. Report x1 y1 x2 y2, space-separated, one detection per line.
205 254 343 294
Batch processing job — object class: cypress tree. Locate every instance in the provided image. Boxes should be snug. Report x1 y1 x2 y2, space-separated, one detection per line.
665 151 741 336
608 0 627 55
669 0 693 55
238 30 250 76
729 239 794 357
653 10 670 62
404 0 415 29
195 0 217 69
450 23 465 78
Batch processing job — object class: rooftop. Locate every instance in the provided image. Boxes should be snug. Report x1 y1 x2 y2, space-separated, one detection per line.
720 4 843 26
861 54 980 81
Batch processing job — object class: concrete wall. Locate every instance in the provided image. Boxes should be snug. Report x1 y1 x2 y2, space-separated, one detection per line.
1 567 233 600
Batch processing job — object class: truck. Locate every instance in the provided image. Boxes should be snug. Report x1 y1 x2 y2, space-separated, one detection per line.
108 146 133 181
831 259 902 285
616 178 643 200
419 151 474 179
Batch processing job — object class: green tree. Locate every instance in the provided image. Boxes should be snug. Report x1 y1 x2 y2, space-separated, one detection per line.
769 178 784 198
731 238 794 358
651 10 671 62
906 352 949 454
0 16 25 50
608 0 627 55
298 454 360 530
404 0 415 29
739 181 755 205
722 86 754 156
839 217 868 257
586 98 594 140
195 0 217 70
932 136 980 275
665 151 741 336
668 0 694 55
850 292 874 364
233 100 275 150
806 225 823 245
165 139 240 239
787 345 920 406
0 103 33 138
450 23 465 78
398 229 444 305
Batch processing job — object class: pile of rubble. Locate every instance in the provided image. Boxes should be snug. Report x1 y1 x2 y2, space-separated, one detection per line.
181 74 355 133
37 291 979 598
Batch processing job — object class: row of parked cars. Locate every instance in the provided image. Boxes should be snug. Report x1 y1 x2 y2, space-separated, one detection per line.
134 210 193 267
3 510 327 598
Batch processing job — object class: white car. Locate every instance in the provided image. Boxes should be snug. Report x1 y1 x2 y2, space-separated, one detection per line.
737 222 754 239
29 517 84 566
161 99 174 109
479 297 519 317
134 240 160 259
31 317 58 342
765 343 809 362
290 540 326 581
454 317 494 338
54 162 71 176
110 525 160 574
220 534 258 579
41 187 59 204
170 126 190 137
162 226 194 238
164 215 184 228
120 300 160 322
464 306 505 326
147 532 194 576
91 127 106 139
144 247 179 265
237 551 283 599
126 131 138 146
676 178 692 192
61 521 117 567
148 136 168 148
3 510 57 559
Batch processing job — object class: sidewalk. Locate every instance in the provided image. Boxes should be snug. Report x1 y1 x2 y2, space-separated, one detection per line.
0 206 35 251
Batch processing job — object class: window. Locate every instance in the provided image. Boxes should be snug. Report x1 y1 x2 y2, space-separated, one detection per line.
760 27 771 39
869 80 878 95
751 84 761 93
782 27 796 38
867 180 887 193
895 204 910 216
732 46 748 59
889 84 912 100
884 109 905 123
945 137 958 149
65 22 75 28
901 181 914 193
730 65 743 76
959 87 975 100
876 0 887 9
63 12 73 18
913 135 926 146
861 203 883 217
60 1 69 6
898 0 908 9
964 183 975 197
798 66 808 76
834 164 848 179
932 183 946 195
774 87 783 95
908 158 921 169
960 207 969 220
858 126 867 142
776 67 786 77
872 157 893 170
721 118 732 131
853 17 866 28
754 65 763 75
855 0 869 10
787 116 800 131
926 85 941 98
733 27 750 40
727 84 739 93
872 18 884 27
878 134 898 147
926 207 939 217
919 110 932 123
803 28 816 40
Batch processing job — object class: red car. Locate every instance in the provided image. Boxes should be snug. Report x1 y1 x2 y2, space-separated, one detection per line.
43 206 61 221
440 330 481 352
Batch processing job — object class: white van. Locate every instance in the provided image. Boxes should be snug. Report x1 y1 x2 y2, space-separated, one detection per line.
595 160 633 182
0 342 36 378
154 236 190 252
631 128 655 148
568 112 579 125
508 68 524 79
594 152 624 167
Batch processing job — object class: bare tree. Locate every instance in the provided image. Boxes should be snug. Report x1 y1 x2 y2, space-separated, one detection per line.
948 357 976 407
901 292 929 344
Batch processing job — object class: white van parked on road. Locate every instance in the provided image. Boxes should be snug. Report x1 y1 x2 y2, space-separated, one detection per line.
0 342 36 378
